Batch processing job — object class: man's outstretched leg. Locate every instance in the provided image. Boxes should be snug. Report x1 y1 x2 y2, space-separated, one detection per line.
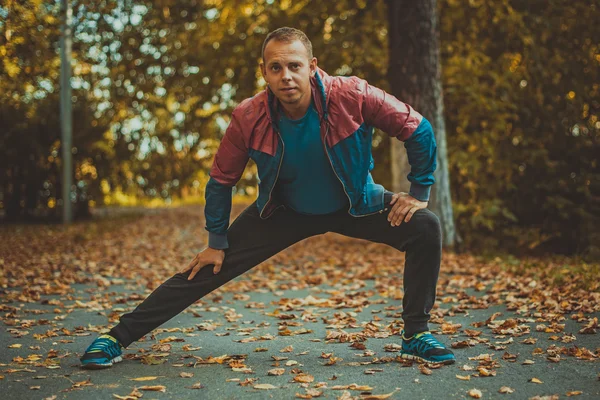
80 203 328 369
335 204 455 365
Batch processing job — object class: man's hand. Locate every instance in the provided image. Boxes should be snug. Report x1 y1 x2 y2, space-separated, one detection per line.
180 247 225 280
387 192 428 226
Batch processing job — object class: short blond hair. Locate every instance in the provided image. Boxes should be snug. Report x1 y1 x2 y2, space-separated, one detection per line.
261 27 313 61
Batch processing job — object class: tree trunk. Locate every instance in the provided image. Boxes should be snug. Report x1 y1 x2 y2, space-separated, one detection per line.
386 0 458 247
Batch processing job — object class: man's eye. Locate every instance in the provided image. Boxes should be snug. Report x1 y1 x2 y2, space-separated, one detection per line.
271 66 280 71
291 64 299 69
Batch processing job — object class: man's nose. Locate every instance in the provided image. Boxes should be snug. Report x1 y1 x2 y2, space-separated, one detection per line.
282 68 292 81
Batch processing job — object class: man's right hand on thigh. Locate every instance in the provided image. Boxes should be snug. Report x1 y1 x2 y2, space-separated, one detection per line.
181 247 225 280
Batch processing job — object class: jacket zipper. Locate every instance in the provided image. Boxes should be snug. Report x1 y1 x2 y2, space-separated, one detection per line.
322 121 387 217
259 129 285 219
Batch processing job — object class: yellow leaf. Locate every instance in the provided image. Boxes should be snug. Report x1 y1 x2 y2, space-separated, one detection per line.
566 391 582 397
129 376 160 381
8 344 22 349
530 378 543 384
468 389 482 399
254 383 278 390
138 385 166 392
456 374 471 381
360 392 397 399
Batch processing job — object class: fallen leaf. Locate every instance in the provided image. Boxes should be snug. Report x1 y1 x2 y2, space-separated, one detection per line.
499 386 514 394
188 382 204 389
138 385 166 392
529 378 543 384
254 347 268 352
456 375 471 381
129 376 160 381
239 378 257 386
360 393 397 400
254 383 278 390
268 368 285 376
293 373 314 383
566 391 582 396
468 389 482 399
113 387 143 399
418 364 432 375
331 384 373 391
179 372 194 378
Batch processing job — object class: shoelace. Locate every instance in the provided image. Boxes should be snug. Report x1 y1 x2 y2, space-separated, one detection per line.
86 338 120 357
409 334 445 354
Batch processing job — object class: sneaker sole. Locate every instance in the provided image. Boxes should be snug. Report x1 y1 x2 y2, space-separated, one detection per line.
399 352 456 365
81 355 123 370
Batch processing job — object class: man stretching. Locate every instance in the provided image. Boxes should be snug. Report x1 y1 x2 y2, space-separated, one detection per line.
80 27 455 369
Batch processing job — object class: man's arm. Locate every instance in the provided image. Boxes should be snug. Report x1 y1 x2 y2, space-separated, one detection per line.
205 107 249 249
360 81 437 202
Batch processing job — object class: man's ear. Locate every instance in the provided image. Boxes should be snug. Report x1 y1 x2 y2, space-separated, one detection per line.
309 57 318 77
259 61 266 79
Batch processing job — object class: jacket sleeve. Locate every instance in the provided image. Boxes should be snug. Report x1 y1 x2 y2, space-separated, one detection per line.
204 107 250 249
361 82 437 202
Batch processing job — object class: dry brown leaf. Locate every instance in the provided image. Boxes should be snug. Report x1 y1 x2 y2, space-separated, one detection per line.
138 385 166 392
254 383 278 390
418 364 432 375
360 392 397 399
188 382 204 389
325 356 342 366
566 391 583 396
468 389 482 399
451 341 471 349
239 378 257 386
579 317 598 334
293 373 314 383
179 372 194 378
456 374 471 381
129 376 160 381
268 368 285 376
477 367 496 377
499 386 514 394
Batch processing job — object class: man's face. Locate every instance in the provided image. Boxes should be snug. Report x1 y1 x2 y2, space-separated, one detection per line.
260 39 317 107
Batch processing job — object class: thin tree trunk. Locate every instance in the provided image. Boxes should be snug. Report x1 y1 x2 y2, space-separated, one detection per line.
386 0 458 247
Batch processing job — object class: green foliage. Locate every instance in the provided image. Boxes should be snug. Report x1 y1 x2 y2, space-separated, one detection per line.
440 0 600 258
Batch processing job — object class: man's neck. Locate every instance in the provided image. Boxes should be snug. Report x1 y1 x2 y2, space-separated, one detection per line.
280 95 312 120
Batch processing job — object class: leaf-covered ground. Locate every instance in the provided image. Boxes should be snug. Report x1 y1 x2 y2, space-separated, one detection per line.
1 205 598 399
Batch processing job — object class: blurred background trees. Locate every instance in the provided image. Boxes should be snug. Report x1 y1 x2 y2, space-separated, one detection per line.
1 0 598 258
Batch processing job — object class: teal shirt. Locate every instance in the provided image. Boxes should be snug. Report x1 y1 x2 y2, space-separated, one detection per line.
275 103 349 214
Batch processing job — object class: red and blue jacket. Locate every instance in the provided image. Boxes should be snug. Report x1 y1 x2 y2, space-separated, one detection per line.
205 67 437 249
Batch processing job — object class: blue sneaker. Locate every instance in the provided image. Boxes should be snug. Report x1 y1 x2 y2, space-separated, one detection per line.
400 330 456 364
80 334 123 369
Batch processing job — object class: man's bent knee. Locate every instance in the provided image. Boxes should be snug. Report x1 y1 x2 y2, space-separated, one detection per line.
412 209 442 244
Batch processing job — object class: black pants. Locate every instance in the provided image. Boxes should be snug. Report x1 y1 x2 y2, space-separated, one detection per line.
109 200 442 347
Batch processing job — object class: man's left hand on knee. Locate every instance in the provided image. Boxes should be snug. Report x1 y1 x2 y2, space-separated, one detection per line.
387 192 428 226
